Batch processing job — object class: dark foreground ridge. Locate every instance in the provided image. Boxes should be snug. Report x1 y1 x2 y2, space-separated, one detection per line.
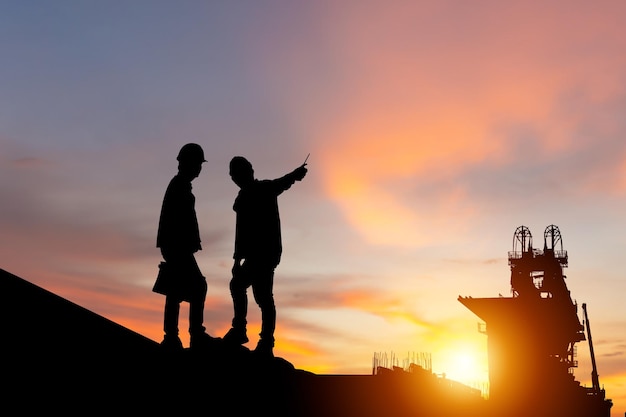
2 268 489 417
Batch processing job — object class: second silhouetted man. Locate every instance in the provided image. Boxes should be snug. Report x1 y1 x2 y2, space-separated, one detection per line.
223 156 308 356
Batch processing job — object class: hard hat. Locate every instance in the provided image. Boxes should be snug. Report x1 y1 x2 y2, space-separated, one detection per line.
177 143 207 163
229 156 252 172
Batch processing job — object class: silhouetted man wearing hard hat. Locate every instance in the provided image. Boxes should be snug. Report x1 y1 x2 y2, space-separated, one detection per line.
154 143 214 351
223 156 308 356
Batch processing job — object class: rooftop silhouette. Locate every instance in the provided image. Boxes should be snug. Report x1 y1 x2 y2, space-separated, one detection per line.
2 267 487 416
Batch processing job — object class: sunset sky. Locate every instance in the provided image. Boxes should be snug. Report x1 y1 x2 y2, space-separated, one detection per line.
2 1 626 414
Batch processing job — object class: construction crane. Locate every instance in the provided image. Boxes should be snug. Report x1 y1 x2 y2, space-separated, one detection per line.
582 303 601 393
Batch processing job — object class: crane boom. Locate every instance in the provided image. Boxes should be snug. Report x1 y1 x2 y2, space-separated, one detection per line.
582 303 600 392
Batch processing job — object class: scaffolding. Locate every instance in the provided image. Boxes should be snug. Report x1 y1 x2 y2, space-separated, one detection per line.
372 351 432 375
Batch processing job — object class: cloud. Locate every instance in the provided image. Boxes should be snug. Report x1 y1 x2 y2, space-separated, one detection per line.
10 156 50 167
277 272 436 332
239 1 626 251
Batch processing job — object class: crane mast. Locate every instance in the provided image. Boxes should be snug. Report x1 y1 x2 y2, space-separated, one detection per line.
582 303 600 393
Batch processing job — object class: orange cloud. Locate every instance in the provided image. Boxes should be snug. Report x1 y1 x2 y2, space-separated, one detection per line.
336 289 434 328
305 4 626 247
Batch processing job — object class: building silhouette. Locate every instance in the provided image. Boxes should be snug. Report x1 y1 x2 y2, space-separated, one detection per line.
459 225 613 417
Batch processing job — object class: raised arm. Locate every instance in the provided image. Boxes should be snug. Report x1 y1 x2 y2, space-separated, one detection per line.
271 164 308 193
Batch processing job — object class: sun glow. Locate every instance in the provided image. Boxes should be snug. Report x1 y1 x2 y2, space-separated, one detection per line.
451 352 480 380
437 346 489 391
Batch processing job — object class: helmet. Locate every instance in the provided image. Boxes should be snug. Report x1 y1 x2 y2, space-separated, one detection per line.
177 143 207 164
229 156 252 172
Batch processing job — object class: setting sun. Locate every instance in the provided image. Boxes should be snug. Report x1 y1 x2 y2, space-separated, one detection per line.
452 352 481 380
437 345 489 392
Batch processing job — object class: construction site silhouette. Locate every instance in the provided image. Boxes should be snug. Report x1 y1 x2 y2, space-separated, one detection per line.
459 224 612 417
0 225 612 416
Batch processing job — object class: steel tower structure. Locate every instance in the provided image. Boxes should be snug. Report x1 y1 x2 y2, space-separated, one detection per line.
458 225 612 417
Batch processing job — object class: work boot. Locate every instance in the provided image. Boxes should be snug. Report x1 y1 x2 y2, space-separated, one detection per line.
222 327 249 345
160 334 183 352
253 338 274 357
190 331 217 350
